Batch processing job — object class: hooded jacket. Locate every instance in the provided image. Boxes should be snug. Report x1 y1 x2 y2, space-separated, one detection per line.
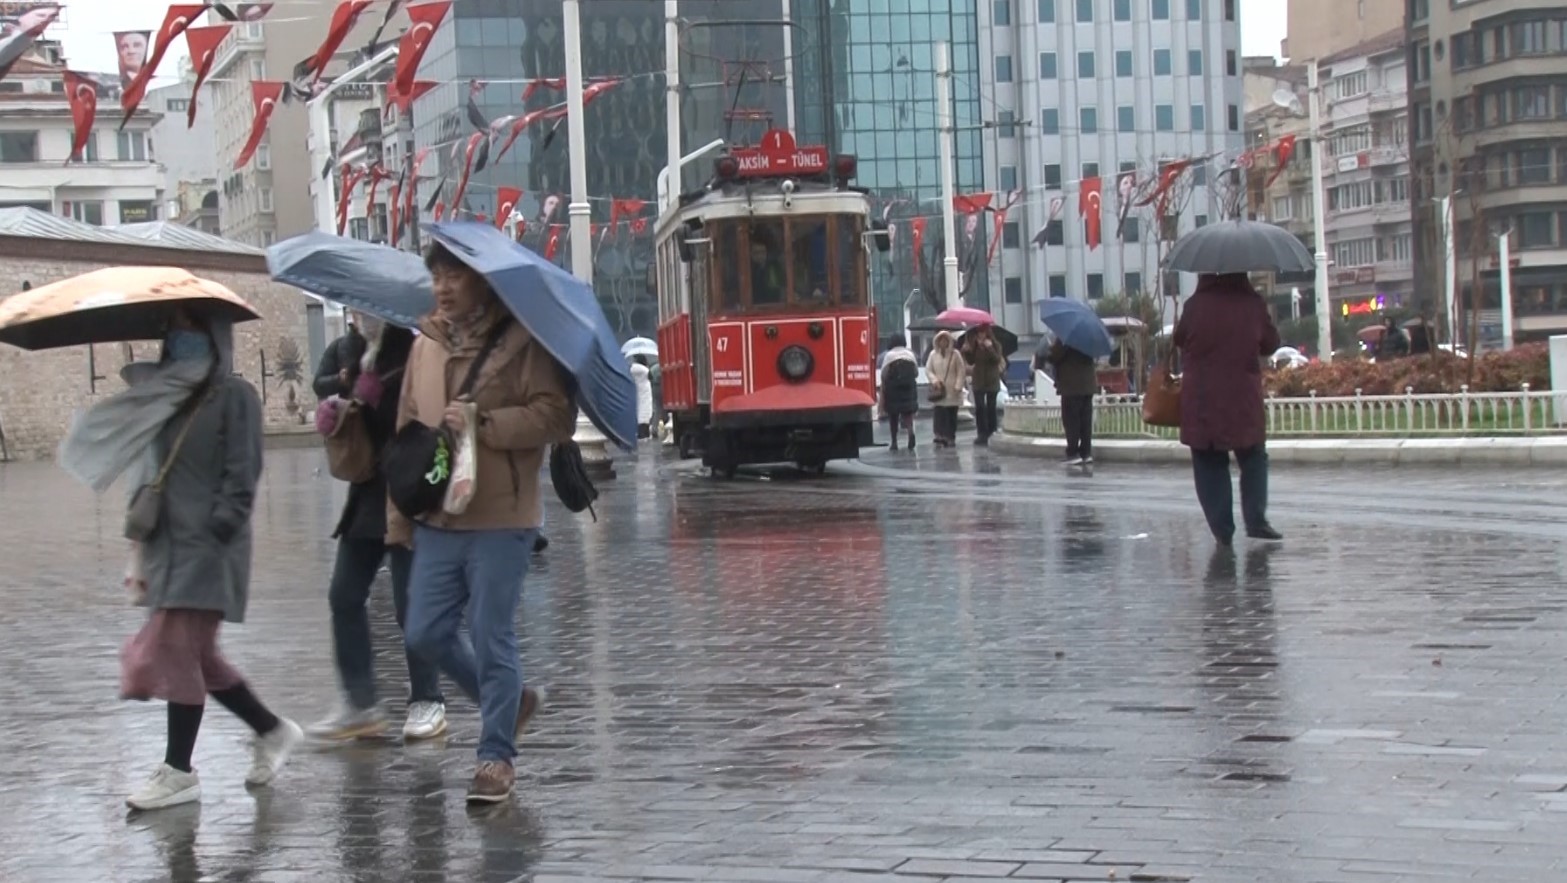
925 332 967 407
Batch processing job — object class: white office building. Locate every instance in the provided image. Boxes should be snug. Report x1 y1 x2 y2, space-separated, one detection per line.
977 0 1246 335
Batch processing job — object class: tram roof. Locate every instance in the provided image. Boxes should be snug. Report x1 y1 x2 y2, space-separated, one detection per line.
654 184 872 243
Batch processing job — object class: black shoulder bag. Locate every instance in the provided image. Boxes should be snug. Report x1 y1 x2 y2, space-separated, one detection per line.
383 322 509 520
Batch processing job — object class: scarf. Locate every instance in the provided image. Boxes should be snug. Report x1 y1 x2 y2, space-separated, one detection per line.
357 314 387 373
59 357 211 495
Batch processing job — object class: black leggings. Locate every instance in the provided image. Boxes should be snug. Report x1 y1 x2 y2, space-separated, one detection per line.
165 682 280 772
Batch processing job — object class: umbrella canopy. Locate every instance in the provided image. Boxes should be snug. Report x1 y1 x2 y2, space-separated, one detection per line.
1166 219 1315 274
907 315 965 333
0 267 259 351
937 306 995 326
956 324 1019 358
1037 299 1114 359
426 222 638 450
621 336 658 359
267 231 434 328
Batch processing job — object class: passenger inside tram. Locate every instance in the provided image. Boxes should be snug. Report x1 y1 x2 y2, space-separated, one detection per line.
748 225 786 306
791 221 830 303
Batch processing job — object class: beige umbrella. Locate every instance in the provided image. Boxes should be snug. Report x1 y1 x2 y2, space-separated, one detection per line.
0 266 260 351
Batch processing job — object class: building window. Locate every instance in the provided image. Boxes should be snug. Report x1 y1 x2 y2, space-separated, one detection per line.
1334 71 1368 99
1330 237 1376 267
1188 50 1203 75
1038 0 1055 22
1044 163 1062 188
262 230 276 247
1049 274 1068 298
1156 104 1174 131
1040 52 1058 79
1515 85 1550 120
244 20 262 40
1125 272 1143 293
165 98 189 112
993 0 1012 25
1004 276 1025 304
1116 50 1133 77
1227 104 1240 131
1272 195 1293 219
1510 20 1547 55
1077 0 1093 21
1078 51 1096 77
1080 107 1098 133
0 131 37 162
1041 108 1060 134
1003 221 1022 248
1195 214 1209 228
1152 0 1169 20
1082 161 1100 178
1154 49 1171 75
1409 0 1428 21
1226 50 1238 76
1118 105 1135 131
1124 217 1140 243
1192 164 1207 186
68 200 103 225
1518 147 1552 185
1120 161 1137 173
1044 219 1064 245
1114 0 1131 20
249 58 266 81
1186 0 1200 18
1224 0 1235 20
1191 104 1206 129
997 109 1017 137
118 200 156 223
1087 273 1105 299
70 131 99 163
995 55 1013 82
1001 165 1019 192
116 131 147 162
257 143 271 170
260 188 274 213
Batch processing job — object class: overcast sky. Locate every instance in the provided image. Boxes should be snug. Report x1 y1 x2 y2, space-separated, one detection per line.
53 0 1289 84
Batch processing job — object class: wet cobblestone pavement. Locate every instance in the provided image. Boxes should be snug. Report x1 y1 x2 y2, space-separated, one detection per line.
2 441 1567 882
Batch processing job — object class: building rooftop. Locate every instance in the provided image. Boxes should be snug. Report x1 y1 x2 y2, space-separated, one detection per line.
0 207 262 256
1321 28 1408 66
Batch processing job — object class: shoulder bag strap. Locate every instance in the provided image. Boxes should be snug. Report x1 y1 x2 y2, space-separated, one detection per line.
456 320 512 400
150 386 212 490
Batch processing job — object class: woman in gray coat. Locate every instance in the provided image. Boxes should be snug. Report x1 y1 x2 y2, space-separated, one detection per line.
59 308 302 812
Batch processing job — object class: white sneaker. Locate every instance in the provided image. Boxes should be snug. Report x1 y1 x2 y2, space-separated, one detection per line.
402 701 448 741
307 704 387 743
245 718 303 787
126 764 201 811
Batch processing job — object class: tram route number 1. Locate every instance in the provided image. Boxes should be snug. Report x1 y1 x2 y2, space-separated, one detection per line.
731 130 830 178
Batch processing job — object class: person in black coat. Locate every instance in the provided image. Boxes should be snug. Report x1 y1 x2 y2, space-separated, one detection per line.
308 323 452 743
880 336 921 451
1049 340 1099 465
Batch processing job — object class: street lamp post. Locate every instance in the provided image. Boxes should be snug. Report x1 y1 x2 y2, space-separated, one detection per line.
935 41 960 310
1306 61 1333 362
307 45 400 236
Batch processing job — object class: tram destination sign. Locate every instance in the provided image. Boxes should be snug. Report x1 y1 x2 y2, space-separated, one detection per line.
732 129 829 177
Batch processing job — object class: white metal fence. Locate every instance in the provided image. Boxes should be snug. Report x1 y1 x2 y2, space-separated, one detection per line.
1007 385 1566 439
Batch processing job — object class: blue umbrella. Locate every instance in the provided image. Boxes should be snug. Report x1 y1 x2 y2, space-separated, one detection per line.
266 231 433 328
426 222 638 450
1038 299 1114 359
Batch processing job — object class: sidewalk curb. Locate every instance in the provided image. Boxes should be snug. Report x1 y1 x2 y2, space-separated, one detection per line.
991 432 1567 467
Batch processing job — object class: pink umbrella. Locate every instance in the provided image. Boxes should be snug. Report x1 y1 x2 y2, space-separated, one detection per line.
936 306 994 326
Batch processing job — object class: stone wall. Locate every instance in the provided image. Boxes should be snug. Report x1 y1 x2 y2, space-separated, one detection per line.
0 236 316 461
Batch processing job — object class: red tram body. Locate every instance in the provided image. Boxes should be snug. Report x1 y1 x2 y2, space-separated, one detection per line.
654 130 886 475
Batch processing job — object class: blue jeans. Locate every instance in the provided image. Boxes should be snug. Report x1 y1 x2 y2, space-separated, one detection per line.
329 539 443 711
404 525 535 763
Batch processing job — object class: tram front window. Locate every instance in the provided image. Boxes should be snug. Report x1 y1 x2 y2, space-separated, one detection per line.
748 223 787 307
791 220 830 303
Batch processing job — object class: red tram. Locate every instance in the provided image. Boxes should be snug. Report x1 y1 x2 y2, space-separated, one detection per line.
654 129 889 476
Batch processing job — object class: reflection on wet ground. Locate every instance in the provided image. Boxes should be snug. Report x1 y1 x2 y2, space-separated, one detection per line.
1 443 1566 881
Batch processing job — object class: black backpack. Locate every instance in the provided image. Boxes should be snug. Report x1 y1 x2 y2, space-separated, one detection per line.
549 439 599 520
383 322 509 520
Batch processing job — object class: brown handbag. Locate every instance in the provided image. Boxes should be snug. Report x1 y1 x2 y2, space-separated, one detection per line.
325 400 377 483
1141 360 1182 427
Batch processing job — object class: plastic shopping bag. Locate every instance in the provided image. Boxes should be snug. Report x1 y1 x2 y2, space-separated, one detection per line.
125 542 147 606
442 401 479 516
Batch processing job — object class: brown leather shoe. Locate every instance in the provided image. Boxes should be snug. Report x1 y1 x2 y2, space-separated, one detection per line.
515 686 544 740
466 760 515 804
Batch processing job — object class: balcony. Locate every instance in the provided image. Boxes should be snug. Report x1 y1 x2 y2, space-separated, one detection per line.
1368 89 1405 114
1371 199 1411 225
1369 145 1404 167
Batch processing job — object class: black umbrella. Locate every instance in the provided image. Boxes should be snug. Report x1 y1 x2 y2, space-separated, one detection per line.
956 325 1019 358
1166 219 1315 274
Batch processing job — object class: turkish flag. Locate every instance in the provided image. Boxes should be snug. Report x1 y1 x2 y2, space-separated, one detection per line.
910 216 927 274
629 217 649 236
1079 176 1103 251
450 132 486 213
544 224 564 261
63 71 96 166
365 165 394 217
183 25 232 128
120 4 204 128
953 192 992 215
388 182 402 244
494 108 551 162
522 77 565 103
386 80 437 117
392 1 450 96
307 0 374 84
1137 159 1192 216
609 197 646 228
234 80 284 169
1264 135 1297 190
405 146 429 229
337 164 366 236
433 200 446 222
495 186 523 230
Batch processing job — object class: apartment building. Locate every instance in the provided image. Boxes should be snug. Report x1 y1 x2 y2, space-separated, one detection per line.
1409 0 1567 344
149 57 218 234
1284 0 1405 64
978 0 1246 336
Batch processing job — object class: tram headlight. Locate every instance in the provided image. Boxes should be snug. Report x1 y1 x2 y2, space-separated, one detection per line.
777 345 814 383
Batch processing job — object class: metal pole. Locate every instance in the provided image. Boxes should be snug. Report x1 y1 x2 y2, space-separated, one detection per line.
664 0 681 215
780 0 795 132
563 0 593 283
936 41 960 309
1307 60 1332 362
1499 230 1514 352
306 44 399 235
400 100 420 250
1441 195 1457 345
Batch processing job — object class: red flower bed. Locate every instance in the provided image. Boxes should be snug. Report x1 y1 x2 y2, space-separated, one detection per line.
1265 343 1551 397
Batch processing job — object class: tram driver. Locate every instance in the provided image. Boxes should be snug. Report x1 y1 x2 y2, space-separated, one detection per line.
748 225 787 306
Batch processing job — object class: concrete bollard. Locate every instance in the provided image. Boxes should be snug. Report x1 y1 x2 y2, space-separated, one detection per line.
572 415 616 480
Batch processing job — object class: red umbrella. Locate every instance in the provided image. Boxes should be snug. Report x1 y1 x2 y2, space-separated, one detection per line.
936 306 994 326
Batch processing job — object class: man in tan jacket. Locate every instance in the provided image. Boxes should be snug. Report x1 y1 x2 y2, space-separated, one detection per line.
392 244 575 803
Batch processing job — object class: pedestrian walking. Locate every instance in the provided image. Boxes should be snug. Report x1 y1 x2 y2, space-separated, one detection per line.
1048 339 1098 465
879 336 920 451
59 308 302 811
1173 273 1284 546
390 243 575 803
925 330 966 448
962 326 1005 445
308 314 449 744
630 355 654 440
314 319 366 401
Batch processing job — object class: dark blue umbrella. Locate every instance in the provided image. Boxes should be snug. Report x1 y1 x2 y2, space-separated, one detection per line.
266 231 433 328
426 222 637 450
1038 298 1114 359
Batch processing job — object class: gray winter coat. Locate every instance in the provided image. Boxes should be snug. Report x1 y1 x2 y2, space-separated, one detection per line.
141 322 264 624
